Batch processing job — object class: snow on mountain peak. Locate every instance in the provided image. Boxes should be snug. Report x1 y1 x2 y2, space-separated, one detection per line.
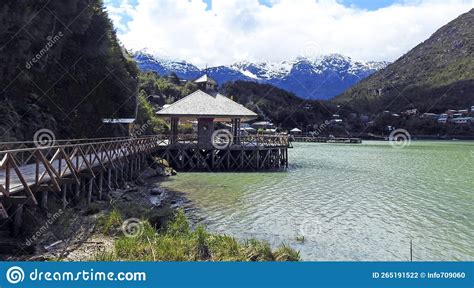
133 53 388 99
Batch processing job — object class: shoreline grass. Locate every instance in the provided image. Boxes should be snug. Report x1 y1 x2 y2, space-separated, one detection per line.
94 209 300 262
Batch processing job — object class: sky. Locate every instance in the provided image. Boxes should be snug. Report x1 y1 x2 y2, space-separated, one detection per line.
104 0 473 67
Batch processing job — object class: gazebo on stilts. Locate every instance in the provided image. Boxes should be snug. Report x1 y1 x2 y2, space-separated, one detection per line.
155 74 289 171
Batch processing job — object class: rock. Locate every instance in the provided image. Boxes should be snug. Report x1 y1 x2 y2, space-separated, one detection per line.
150 188 162 195
141 167 157 178
135 177 146 186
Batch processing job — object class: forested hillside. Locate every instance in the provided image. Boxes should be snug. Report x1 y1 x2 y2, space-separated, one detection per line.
335 9 474 113
0 0 138 141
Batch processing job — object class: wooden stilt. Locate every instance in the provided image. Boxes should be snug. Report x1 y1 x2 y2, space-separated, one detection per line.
12 204 23 236
62 184 68 209
74 180 81 204
107 168 112 190
41 191 48 209
98 171 103 200
87 178 93 205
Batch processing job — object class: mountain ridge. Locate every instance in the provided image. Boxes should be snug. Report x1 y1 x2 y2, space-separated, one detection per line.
133 51 389 100
334 8 474 113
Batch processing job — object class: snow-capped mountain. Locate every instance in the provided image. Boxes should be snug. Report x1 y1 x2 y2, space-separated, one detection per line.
133 51 388 99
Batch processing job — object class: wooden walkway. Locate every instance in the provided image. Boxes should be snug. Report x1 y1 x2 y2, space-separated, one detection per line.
0 134 290 234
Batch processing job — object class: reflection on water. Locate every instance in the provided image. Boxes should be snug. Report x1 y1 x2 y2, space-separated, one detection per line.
160 141 474 260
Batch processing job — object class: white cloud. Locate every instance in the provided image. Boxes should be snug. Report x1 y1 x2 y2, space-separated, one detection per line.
106 0 473 67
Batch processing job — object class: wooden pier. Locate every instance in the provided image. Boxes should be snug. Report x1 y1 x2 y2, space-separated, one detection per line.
157 134 290 172
290 136 362 144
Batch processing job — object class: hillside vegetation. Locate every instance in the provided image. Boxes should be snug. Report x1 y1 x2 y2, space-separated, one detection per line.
335 9 474 114
0 0 138 140
221 81 333 129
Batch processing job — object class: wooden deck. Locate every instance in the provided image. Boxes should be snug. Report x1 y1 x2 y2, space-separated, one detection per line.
290 136 362 144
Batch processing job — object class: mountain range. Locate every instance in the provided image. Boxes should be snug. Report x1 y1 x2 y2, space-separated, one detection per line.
134 52 388 100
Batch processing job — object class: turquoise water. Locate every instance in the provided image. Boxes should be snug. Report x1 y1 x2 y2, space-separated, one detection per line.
160 141 474 260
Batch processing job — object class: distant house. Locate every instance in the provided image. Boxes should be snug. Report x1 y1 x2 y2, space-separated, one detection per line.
402 108 418 117
193 74 217 91
251 121 274 130
421 113 438 119
471 106 474 112
438 114 448 124
330 119 343 125
101 118 136 135
453 117 473 125
290 128 302 135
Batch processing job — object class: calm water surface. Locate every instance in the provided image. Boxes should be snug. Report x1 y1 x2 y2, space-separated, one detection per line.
160 141 474 260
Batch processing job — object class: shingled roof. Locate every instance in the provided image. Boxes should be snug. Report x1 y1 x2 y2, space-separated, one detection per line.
193 74 217 84
155 90 257 121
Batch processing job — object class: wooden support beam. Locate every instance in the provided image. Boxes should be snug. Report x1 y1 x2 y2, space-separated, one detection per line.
107 168 112 190
12 204 23 237
41 191 48 209
87 178 93 205
62 184 68 209
98 171 103 200
74 179 81 205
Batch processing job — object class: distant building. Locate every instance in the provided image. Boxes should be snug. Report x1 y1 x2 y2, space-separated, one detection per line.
453 117 473 125
251 121 274 130
193 74 217 91
421 113 438 119
101 118 136 136
402 108 418 117
289 128 302 135
330 119 343 125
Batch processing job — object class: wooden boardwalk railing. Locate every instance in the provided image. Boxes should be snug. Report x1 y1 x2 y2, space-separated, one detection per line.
0 136 167 196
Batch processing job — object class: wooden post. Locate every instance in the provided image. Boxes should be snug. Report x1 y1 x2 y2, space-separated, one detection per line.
107 168 112 190
75 179 81 204
12 204 23 236
87 178 93 205
98 171 103 200
114 167 118 187
41 191 48 209
62 184 68 209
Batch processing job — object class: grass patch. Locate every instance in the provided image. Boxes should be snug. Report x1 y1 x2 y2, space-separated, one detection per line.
93 209 300 261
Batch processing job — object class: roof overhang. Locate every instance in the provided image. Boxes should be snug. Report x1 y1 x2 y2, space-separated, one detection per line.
155 114 257 122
